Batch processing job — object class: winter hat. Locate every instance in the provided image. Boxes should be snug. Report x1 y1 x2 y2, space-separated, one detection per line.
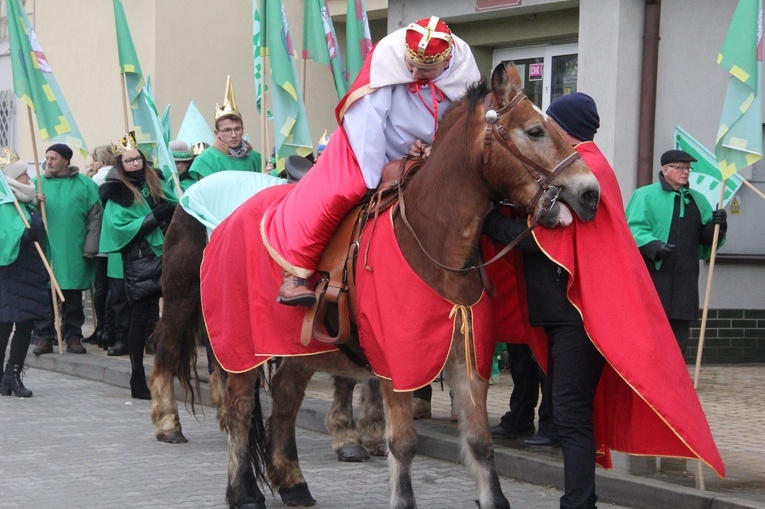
1 158 28 180
46 143 73 162
660 149 697 166
546 93 600 142
169 140 193 161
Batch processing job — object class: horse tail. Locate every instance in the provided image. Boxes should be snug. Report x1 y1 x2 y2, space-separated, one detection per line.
248 373 271 492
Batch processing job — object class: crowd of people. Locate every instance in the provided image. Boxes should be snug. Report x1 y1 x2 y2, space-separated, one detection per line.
0 14 729 509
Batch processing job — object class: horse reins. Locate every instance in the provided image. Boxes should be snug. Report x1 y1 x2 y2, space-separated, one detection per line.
397 92 581 273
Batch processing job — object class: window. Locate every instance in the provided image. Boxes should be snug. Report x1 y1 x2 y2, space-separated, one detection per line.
0 89 15 149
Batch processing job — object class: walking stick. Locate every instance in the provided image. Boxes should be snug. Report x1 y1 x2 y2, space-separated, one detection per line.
26 105 65 354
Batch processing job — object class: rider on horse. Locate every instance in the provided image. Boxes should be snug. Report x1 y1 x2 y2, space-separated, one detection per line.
261 16 481 306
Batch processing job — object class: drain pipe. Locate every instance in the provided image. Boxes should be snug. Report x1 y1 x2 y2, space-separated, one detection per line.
636 0 661 187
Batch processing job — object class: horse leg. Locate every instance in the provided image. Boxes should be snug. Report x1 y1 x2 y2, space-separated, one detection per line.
211 357 228 432
326 376 370 462
379 379 418 509
447 358 511 509
266 358 317 507
149 320 185 443
225 370 268 509
358 377 387 456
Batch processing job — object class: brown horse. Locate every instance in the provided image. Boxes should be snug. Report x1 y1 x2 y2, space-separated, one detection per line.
148 203 387 461
202 63 600 509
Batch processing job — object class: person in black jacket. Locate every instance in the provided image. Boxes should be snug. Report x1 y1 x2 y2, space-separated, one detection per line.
99 135 177 399
0 154 49 397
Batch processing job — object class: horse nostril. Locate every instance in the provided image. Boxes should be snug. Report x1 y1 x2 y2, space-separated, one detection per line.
582 189 599 210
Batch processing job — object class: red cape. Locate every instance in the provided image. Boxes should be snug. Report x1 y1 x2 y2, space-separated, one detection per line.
531 142 724 475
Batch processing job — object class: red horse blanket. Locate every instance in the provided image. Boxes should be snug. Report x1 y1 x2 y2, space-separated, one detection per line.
202 188 494 390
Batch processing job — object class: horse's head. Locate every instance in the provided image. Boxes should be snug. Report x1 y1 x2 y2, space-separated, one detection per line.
481 62 600 226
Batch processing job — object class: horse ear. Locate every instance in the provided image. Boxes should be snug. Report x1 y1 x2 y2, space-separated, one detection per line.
490 62 522 105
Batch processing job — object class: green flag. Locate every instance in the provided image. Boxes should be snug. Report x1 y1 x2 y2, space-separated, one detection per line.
303 0 347 100
160 104 172 145
715 0 763 178
6 0 88 158
345 0 372 84
261 0 313 169
675 126 744 209
113 0 160 162
0 175 16 206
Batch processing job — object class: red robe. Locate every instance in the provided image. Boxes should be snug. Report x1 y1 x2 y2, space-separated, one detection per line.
529 141 724 475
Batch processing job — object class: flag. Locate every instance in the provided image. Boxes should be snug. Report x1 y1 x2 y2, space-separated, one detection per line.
0 175 16 206
253 2 266 113
113 0 161 163
177 101 215 146
675 126 744 209
160 104 172 144
6 0 88 158
260 0 313 170
715 0 763 178
345 0 372 84
303 0 347 100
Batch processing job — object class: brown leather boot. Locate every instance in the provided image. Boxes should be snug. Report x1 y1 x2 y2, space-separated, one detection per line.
277 270 317 307
65 337 87 354
32 339 53 356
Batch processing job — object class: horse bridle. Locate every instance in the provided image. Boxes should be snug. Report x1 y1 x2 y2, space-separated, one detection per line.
397 92 581 273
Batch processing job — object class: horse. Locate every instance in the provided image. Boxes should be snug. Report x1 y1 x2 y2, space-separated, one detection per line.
200 62 601 509
148 188 387 462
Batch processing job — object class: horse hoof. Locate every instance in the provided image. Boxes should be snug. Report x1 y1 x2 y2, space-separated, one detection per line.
279 483 316 507
156 431 188 444
366 442 387 456
336 444 371 462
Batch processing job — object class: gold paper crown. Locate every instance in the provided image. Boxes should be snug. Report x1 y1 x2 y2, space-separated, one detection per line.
191 142 208 156
0 147 21 169
110 131 138 156
316 130 330 149
214 75 241 120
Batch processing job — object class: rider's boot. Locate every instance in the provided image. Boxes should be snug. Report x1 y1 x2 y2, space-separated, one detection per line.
277 270 317 307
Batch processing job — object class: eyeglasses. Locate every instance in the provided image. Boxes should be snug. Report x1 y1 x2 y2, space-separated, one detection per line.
123 157 143 165
218 126 243 135
665 164 692 172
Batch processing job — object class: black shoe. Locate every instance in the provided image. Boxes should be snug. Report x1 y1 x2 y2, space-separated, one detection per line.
520 434 560 448
490 424 533 440
107 342 128 356
32 340 53 356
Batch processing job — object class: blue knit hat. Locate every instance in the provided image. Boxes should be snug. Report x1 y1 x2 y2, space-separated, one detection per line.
546 93 600 142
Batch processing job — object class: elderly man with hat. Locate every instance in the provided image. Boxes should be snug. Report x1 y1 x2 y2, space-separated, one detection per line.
626 149 727 353
261 16 480 306
31 143 101 355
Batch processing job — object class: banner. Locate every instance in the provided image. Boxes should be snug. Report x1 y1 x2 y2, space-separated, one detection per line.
6 0 88 158
260 0 313 169
345 0 372 84
675 126 744 209
303 0 347 100
715 0 763 178
177 101 216 146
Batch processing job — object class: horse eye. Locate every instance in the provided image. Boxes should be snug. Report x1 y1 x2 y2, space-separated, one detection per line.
527 126 545 139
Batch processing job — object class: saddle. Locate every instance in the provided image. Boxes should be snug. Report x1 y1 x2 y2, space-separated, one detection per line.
300 157 422 346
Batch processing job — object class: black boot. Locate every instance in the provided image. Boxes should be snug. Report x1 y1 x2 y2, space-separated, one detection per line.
107 341 128 356
0 363 33 398
129 357 151 400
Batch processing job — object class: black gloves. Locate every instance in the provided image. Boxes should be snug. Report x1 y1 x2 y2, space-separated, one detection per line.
23 227 39 244
656 243 675 261
712 209 727 226
153 200 175 222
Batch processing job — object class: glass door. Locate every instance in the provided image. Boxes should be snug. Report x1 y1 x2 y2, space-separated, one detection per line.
492 43 578 111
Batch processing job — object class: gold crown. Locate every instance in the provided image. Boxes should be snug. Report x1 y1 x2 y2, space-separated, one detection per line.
0 147 21 169
214 75 241 120
110 131 138 156
191 142 208 156
317 130 330 149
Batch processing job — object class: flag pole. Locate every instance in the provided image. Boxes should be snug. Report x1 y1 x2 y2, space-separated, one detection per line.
120 73 130 133
26 105 65 354
741 179 765 201
261 53 270 173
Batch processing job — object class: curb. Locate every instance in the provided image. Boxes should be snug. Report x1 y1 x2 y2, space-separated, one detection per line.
25 353 761 509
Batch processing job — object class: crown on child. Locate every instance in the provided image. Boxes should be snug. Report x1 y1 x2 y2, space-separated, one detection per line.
0 148 21 169
110 131 138 155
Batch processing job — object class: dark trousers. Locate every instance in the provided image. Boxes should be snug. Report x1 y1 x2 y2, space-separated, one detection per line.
127 295 159 393
0 320 34 367
34 289 85 341
669 319 690 354
107 278 131 345
498 344 539 436
91 257 109 332
546 325 605 509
